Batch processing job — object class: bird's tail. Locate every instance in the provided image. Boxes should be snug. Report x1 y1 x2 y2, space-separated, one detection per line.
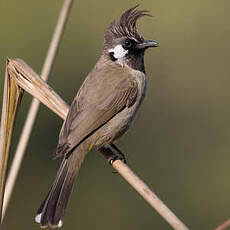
35 148 87 228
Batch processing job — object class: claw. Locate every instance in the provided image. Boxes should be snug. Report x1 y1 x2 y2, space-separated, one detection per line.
99 144 127 166
108 153 127 165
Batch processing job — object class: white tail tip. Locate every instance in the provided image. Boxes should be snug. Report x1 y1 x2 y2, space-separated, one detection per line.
58 220 63 228
35 213 63 228
35 213 42 223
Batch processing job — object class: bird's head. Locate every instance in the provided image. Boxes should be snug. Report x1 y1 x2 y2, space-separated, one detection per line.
103 6 158 71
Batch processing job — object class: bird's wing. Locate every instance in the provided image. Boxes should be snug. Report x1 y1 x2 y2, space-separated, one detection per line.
54 77 138 158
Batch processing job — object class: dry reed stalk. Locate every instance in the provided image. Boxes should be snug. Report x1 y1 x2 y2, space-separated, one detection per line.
0 63 24 220
215 219 230 230
1 0 73 219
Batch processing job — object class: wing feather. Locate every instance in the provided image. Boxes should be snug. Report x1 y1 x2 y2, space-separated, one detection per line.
55 77 138 158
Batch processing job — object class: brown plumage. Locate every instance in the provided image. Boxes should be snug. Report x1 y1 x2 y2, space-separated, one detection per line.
35 6 157 228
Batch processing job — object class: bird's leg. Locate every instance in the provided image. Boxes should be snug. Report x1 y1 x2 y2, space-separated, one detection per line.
110 144 127 164
99 144 127 165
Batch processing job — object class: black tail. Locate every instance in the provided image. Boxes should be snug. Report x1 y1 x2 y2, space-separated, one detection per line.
35 149 87 228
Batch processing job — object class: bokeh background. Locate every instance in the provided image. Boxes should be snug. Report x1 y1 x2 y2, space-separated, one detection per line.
0 0 230 229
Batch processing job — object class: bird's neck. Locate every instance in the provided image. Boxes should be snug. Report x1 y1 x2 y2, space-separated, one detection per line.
99 53 146 74
126 53 146 73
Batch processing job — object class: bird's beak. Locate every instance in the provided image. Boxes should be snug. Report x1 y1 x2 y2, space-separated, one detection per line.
136 40 158 49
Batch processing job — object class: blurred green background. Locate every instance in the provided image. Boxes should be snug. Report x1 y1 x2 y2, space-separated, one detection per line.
1 0 230 229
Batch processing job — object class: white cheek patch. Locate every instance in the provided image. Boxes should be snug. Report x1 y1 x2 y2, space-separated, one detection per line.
109 44 128 59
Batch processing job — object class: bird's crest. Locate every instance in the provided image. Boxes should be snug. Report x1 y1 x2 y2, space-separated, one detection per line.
105 5 151 44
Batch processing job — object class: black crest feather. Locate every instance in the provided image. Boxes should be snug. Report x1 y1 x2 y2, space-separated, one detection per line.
105 5 151 44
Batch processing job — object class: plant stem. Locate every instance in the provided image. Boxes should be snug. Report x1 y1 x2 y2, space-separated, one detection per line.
2 0 73 219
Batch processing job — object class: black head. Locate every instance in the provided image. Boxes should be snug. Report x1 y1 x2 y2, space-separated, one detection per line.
103 6 158 72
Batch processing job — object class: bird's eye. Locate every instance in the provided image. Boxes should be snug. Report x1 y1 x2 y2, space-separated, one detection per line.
123 39 132 49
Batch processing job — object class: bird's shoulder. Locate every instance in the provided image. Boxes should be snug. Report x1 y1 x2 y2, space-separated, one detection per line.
76 57 141 109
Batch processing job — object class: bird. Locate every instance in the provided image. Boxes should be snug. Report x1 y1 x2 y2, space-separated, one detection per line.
35 5 158 228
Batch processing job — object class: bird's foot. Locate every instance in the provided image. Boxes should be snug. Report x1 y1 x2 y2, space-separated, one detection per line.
108 151 127 165
99 144 127 166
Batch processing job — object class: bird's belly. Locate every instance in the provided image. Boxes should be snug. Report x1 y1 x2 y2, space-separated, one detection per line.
94 106 136 148
106 107 136 138
94 72 146 148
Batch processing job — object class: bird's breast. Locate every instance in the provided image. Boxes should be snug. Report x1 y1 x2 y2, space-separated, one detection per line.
116 71 146 128
95 70 146 147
